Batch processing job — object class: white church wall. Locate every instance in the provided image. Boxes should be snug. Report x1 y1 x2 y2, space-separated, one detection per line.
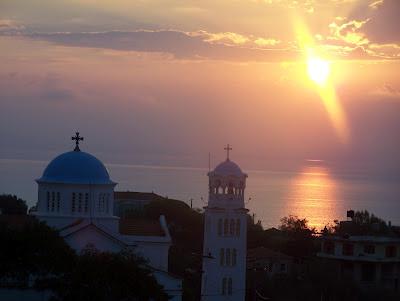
64 225 124 253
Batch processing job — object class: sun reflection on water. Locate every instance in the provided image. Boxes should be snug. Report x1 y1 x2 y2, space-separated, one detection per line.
286 164 340 229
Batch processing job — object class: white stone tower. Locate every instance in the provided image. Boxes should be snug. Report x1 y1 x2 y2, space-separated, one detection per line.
201 145 248 301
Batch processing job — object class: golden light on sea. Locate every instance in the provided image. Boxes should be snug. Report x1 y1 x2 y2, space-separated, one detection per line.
286 164 341 229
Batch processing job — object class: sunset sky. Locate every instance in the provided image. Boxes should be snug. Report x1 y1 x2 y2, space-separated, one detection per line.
1 0 399 173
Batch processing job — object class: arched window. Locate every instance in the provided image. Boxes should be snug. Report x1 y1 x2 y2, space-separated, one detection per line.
218 219 223 236
226 248 231 266
230 219 235 235
84 193 89 213
232 249 237 266
228 278 232 295
106 194 109 213
227 182 234 194
46 191 50 212
78 193 82 212
98 193 103 212
220 248 225 266
222 278 227 295
236 219 241 236
56 192 60 212
224 219 229 236
71 193 76 212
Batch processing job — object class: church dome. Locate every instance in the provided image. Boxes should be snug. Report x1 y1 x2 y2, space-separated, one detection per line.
37 151 115 185
212 159 246 177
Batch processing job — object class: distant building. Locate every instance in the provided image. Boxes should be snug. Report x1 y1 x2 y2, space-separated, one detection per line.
318 218 400 292
114 191 163 217
201 145 248 301
31 133 182 300
247 247 293 278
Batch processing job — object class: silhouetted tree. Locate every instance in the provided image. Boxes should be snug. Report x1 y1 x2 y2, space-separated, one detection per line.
0 194 28 215
278 215 316 257
51 248 168 301
0 217 75 287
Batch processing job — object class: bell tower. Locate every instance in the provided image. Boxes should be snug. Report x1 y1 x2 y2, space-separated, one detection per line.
201 145 248 301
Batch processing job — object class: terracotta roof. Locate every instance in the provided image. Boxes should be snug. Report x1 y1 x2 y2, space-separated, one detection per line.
247 247 292 261
119 218 165 236
114 191 163 201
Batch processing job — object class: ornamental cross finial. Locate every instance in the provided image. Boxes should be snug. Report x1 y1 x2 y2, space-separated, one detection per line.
224 144 232 161
71 132 84 151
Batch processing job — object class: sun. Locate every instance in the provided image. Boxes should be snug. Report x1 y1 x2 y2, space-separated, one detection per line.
307 57 330 86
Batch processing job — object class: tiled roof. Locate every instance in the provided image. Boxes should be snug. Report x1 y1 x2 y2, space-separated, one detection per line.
119 218 165 236
114 191 163 201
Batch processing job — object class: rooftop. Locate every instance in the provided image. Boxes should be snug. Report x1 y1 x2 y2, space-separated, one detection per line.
119 218 166 236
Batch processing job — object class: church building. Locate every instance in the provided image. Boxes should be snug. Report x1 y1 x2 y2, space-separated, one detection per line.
31 133 182 300
201 145 248 301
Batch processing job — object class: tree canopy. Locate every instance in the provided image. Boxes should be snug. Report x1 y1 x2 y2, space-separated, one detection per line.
0 216 168 300
51 248 169 301
0 194 28 215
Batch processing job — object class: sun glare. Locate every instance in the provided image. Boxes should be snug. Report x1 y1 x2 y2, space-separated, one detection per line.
307 57 330 86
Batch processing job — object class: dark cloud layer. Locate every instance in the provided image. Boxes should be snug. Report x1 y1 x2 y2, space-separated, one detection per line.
24 30 301 62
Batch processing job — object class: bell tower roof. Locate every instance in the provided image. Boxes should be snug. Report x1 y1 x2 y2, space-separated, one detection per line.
209 159 247 178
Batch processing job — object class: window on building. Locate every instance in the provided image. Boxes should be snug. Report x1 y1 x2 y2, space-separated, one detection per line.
364 244 375 254
342 243 354 256
78 193 82 212
218 219 222 236
72 193 76 212
228 182 234 194
227 278 232 295
106 193 109 213
226 248 231 266
224 219 229 236
386 246 397 258
230 219 235 235
46 191 50 212
280 263 286 272
56 192 60 212
236 219 240 236
51 192 55 212
222 278 227 295
84 193 89 213
232 249 237 266
324 241 335 254
98 193 103 212
220 249 225 266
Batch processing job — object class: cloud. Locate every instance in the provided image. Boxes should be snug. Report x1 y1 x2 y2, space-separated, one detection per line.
349 0 400 44
328 19 370 46
254 38 281 47
12 29 300 62
369 0 384 10
0 19 25 32
370 83 400 99
191 30 250 45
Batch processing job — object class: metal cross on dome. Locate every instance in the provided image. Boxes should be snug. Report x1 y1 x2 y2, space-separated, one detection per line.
224 144 232 160
72 132 84 151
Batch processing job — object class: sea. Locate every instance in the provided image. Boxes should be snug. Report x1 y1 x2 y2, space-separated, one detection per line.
1 158 399 229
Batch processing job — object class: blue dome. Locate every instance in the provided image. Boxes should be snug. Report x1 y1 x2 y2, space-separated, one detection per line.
37 151 115 185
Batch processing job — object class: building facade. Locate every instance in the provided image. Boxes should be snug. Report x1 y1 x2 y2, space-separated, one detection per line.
201 146 248 301
318 235 400 292
31 133 182 300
